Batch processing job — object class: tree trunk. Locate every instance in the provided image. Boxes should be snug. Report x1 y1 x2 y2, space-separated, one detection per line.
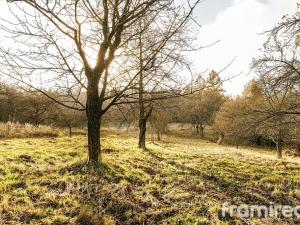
157 130 161 141
151 124 154 144
199 125 204 138
137 26 150 150
217 134 224 145
86 80 101 163
276 117 283 159
196 124 199 134
126 122 131 132
138 119 147 149
235 138 239 149
277 139 283 159
68 125 72 138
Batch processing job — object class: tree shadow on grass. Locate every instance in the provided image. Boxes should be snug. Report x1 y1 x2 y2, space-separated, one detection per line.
59 160 161 224
57 149 299 224
144 147 295 206
59 161 125 183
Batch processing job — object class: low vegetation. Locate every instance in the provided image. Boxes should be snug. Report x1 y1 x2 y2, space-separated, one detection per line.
1 131 300 224
0 122 58 138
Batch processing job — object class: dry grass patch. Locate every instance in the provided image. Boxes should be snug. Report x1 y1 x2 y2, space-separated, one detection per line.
0 122 58 138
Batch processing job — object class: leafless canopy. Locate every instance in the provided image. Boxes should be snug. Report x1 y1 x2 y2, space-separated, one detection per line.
0 0 200 111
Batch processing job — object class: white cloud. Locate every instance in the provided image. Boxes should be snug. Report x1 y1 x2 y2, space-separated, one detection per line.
191 0 299 96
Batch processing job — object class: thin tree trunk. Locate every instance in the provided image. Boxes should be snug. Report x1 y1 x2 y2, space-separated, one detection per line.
137 24 147 150
277 118 283 159
217 134 224 145
196 124 199 134
157 130 161 141
68 124 72 138
277 139 283 159
235 138 239 149
138 119 147 149
199 125 204 138
126 122 131 132
151 124 154 144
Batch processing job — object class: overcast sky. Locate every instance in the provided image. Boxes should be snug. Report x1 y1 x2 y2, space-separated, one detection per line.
0 0 299 95
190 0 299 96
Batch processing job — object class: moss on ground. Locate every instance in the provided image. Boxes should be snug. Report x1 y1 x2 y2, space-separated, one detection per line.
1 131 300 224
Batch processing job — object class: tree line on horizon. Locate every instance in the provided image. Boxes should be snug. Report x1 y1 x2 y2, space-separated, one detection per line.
0 67 299 159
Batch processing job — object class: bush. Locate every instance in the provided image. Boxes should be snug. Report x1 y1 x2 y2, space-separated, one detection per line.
0 122 58 138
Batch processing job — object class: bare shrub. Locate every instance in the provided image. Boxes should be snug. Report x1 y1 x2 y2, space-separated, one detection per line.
0 122 58 138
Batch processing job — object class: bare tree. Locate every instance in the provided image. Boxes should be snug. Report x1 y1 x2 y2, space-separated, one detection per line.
252 10 300 157
183 71 225 138
254 72 299 158
56 107 86 138
149 102 172 142
253 7 300 116
20 93 57 125
0 0 201 163
130 15 193 149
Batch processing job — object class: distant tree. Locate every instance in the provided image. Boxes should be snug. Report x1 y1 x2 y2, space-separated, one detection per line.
149 102 172 142
214 79 299 158
134 19 192 149
20 93 57 125
214 97 248 148
254 77 299 158
56 107 86 138
213 5 300 157
183 71 225 138
213 81 265 148
102 105 136 131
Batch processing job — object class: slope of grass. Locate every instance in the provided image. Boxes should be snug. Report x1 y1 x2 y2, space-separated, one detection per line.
1 131 300 224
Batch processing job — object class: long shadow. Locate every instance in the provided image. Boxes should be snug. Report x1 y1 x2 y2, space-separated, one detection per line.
59 161 124 183
144 147 294 206
57 150 299 224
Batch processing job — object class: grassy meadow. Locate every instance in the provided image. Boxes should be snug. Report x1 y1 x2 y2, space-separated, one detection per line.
1 130 300 224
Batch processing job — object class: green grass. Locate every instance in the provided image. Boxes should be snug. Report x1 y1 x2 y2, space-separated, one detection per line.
1 131 300 224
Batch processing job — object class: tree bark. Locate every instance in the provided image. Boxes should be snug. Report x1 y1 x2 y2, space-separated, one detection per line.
199 124 204 138
138 106 153 149
137 25 149 150
196 124 199 134
151 125 155 144
235 138 239 149
157 130 161 141
276 117 283 159
86 79 101 163
138 118 147 149
68 124 72 138
217 134 224 145
277 139 283 159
